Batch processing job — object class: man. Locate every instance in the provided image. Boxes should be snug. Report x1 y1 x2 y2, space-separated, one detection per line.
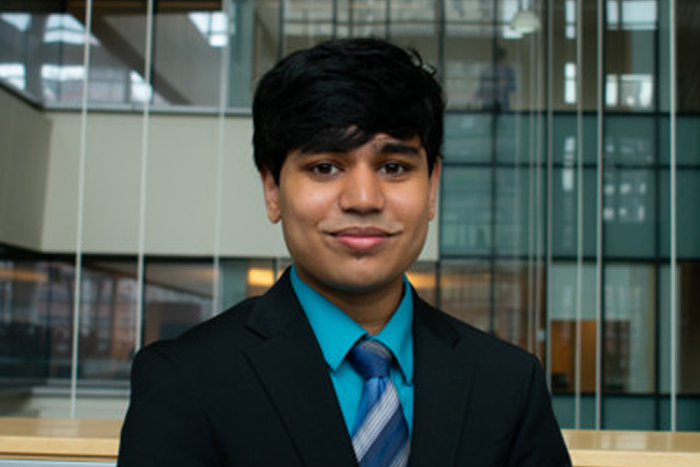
118 38 571 467
476 46 516 111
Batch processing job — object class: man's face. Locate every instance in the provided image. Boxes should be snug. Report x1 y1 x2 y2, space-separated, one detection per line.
261 133 441 300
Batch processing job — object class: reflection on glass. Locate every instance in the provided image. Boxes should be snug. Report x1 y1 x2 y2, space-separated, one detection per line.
0 257 138 409
189 12 230 48
0 260 55 388
604 264 655 393
441 168 492 256
77 260 138 383
143 261 214 346
607 0 657 31
606 74 654 109
407 261 437 306
221 259 270 310
142 259 294 346
475 46 517 111
605 115 655 165
564 0 576 39
444 114 493 161
494 261 544 359
548 262 597 393
0 63 25 90
564 62 577 105
283 0 334 55
337 0 387 38
0 3 237 108
440 260 543 357
390 0 435 24
1 13 31 32
603 169 655 257
548 262 656 394
496 167 543 257
551 168 597 257
44 14 99 45
440 260 492 331
659 170 700 258
152 3 229 108
552 114 598 164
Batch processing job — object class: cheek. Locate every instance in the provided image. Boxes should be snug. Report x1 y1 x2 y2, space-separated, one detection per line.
280 186 334 228
391 189 432 224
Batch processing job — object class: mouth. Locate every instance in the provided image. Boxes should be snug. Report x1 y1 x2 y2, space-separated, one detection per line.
329 226 396 251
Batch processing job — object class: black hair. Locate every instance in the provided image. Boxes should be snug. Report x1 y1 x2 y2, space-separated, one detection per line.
252 38 444 183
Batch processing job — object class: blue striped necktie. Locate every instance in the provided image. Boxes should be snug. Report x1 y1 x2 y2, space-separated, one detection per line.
348 339 410 467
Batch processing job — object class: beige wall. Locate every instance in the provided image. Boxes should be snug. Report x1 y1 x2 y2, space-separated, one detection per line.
0 89 439 260
0 89 52 251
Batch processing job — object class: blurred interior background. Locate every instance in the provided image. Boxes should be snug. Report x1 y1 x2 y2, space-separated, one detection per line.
0 0 698 431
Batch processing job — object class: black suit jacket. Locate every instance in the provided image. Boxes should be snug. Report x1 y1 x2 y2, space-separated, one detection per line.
118 270 571 467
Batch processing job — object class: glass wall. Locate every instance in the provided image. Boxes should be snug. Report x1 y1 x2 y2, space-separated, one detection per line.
1 0 698 430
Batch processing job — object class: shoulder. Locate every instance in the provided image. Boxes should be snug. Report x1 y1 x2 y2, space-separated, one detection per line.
414 294 542 375
141 271 302 362
135 296 264 373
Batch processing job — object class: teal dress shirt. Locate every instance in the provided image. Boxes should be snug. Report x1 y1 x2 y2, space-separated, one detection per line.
289 266 414 436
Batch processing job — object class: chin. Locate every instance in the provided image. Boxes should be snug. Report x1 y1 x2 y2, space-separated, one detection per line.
327 272 402 293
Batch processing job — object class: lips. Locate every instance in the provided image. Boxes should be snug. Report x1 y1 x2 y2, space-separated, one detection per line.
330 226 395 251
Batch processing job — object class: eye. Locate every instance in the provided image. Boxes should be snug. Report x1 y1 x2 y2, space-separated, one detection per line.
309 162 340 177
380 162 408 176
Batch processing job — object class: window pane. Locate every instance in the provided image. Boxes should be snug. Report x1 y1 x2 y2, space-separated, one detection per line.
0 259 71 417
444 113 493 162
220 258 275 309
440 260 492 332
82 3 152 107
495 167 545 257
551 168 598 257
443 0 494 110
77 259 137 384
336 0 388 38
282 0 334 56
603 168 656 258
0 260 56 389
495 113 534 163
494 261 545 360
659 115 700 166
551 113 598 165
605 115 656 166
143 260 214 346
151 3 228 108
659 170 700 258
441 168 492 256
548 262 597 393
604 263 655 394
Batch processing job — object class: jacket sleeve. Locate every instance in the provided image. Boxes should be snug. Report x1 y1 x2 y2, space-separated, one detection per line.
117 344 221 467
505 356 572 467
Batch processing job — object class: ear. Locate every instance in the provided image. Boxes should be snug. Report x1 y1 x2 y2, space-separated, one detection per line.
260 169 282 223
428 158 441 221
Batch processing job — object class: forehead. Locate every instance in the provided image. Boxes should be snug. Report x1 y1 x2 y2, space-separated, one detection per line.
289 133 426 160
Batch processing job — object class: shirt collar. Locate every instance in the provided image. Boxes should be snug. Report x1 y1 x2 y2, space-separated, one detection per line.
290 265 414 384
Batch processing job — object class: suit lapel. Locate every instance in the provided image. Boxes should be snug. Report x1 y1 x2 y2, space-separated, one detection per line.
243 273 358 467
409 296 476 467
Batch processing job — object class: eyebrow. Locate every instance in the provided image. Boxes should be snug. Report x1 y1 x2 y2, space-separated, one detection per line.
293 139 423 159
375 141 422 157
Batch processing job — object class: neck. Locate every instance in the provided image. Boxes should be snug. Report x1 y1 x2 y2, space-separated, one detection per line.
297 272 405 335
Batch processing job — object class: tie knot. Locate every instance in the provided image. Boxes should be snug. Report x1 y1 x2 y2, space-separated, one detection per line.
348 339 393 380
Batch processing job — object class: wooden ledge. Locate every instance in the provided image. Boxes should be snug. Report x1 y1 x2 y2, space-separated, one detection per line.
0 418 121 461
563 429 700 467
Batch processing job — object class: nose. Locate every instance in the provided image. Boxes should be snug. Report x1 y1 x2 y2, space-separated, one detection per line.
338 165 385 214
